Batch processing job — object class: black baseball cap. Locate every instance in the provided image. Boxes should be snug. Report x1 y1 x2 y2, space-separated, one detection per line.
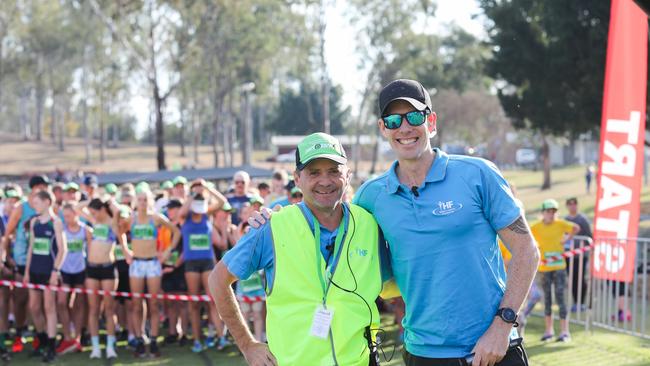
29 174 50 189
378 79 432 116
165 198 183 209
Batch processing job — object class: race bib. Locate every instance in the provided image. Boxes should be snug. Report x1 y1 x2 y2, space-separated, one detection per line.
93 224 110 242
133 224 155 240
165 251 180 266
544 251 565 267
189 234 210 251
68 239 84 253
33 237 51 256
240 272 264 293
114 243 131 261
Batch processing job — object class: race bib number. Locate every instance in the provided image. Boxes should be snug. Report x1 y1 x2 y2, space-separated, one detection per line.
189 234 210 251
68 239 84 253
240 273 264 293
33 237 51 256
544 251 565 267
166 251 180 266
310 305 334 339
133 224 155 240
93 225 110 242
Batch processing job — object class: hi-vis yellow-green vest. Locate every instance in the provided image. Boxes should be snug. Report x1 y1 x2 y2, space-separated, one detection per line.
267 204 381 366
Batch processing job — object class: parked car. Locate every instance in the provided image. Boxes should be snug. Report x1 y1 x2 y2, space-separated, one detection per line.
516 148 537 168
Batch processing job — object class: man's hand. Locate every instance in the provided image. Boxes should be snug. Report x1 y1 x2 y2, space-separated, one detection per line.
241 341 277 366
470 321 511 366
247 207 278 228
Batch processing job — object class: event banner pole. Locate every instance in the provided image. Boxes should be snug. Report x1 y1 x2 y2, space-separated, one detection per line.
593 0 648 282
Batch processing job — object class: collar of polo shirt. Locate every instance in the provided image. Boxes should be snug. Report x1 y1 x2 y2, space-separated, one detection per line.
385 148 450 194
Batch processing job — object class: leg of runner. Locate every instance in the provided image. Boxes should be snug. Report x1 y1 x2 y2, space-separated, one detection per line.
185 271 203 352
129 276 146 357
0 270 11 361
85 278 102 359
11 273 28 353
101 278 117 358
146 275 162 357
27 288 47 356
71 288 85 351
42 285 58 362
202 271 225 348
251 302 264 342
55 287 75 354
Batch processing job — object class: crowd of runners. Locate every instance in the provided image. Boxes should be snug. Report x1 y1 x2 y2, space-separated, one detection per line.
0 169 301 362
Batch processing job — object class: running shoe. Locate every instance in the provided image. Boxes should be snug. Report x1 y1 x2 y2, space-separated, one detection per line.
540 333 554 342
11 336 23 353
149 340 161 358
89 347 101 359
106 347 117 359
205 336 216 348
74 339 82 352
179 335 189 347
191 340 204 353
556 333 571 342
216 336 231 351
42 348 56 363
55 339 77 355
164 334 178 345
0 348 10 362
134 339 146 358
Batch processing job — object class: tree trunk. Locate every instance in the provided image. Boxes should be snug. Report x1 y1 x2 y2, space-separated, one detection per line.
241 91 253 166
541 135 551 190
370 127 379 175
179 91 186 157
57 102 64 152
19 89 30 141
99 93 106 162
50 91 56 143
35 72 44 142
211 94 221 167
153 84 166 170
82 96 91 164
192 103 199 165
319 0 330 134
111 121 118 148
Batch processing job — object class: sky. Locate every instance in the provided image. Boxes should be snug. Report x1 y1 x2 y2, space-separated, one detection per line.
131 0 485 135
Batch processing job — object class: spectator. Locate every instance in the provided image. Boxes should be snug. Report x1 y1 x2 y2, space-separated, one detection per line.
226 171 253 226
564 197 592 311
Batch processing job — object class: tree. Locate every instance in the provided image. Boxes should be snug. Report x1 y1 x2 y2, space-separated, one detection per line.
479 0 612 189
267 82 349 136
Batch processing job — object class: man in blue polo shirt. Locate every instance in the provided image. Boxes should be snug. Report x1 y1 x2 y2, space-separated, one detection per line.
353 79 539 366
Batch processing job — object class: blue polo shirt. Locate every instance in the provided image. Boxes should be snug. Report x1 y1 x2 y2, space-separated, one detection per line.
353 149 520 358
222 202 390 292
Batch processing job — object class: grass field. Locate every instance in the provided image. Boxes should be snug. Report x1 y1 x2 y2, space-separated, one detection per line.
3 314 650 365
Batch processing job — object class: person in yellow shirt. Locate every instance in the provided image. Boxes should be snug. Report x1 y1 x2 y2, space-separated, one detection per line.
531 199 579 343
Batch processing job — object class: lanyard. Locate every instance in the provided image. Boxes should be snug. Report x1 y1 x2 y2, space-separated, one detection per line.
312 209 347 304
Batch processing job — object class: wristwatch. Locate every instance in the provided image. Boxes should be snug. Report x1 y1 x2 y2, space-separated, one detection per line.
496 307 519 327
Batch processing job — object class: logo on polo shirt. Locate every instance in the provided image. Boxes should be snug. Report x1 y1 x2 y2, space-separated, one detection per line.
432 200 463 216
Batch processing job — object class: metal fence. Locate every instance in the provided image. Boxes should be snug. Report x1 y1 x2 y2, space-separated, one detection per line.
528 235 650 340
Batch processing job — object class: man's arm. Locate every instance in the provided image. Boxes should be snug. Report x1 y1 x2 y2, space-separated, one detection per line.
1 203 23 263
471 215 539 366
209 262 277 366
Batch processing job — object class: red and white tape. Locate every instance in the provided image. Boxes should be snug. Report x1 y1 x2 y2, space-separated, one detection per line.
539 245 592 266
0 280 264 303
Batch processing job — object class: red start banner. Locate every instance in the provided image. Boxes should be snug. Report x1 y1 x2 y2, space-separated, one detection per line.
592 0 648 282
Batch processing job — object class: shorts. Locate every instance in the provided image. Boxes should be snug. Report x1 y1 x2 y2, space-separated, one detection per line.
29 272 51 286
61 271 86 287
184 259 214 273
15 265 26 277
87 263 117 281
239 300 263 313
162 268 187 293
129 258 162 278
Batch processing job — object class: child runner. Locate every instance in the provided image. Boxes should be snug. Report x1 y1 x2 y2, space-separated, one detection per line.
531 199 579 342
24 190 67 363
56 203 91 355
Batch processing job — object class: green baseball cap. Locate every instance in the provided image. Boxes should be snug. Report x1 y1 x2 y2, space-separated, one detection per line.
296 133 347 170
221 202 235 212
104 183 118 195
172 176 188 186
64 182 80 192
290 187 303 196
249 195 264 205
5 189 20 199
541 199 559 211
118 204 131 219
161 180 174 189
135 181 151 194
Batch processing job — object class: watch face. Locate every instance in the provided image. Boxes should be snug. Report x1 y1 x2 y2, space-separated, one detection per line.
503 308 516 322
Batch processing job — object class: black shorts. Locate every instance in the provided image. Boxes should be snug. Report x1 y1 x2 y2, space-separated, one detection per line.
184 259 214 273
403 344 529 366
15 265 26 277
115 260 130 303
61 271 86 287
29 272 51 286
86 263 116 281
162 267 187 293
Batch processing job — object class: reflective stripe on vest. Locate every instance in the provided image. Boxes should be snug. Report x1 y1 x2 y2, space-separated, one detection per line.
267 204 381 366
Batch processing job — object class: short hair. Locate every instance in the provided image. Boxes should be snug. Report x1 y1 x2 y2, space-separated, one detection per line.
566 197 578 205
272 170 288 184
257 182 270 191
35 190 54 205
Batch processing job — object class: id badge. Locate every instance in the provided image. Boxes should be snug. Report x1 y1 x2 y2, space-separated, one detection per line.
309 305 334 339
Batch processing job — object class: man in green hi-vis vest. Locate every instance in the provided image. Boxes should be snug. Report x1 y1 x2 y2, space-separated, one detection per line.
209 133 388 366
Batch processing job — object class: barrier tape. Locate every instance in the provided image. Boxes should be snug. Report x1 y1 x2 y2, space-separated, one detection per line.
0 280 264 303
539 245 592 265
